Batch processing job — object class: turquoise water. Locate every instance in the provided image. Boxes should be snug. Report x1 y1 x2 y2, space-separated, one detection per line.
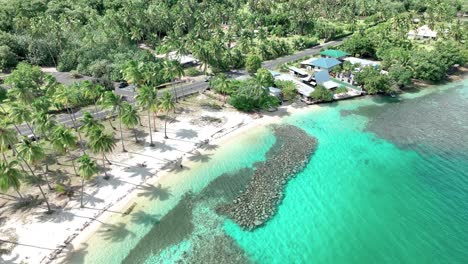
72 79 468 264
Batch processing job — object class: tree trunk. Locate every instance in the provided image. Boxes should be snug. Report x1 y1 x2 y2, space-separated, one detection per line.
65 106 78 131
109 119 116 130
42 164 53 190
80 177 85 208
172 79 178 103
15 189 23 199
133 128 138 143
26 122 37 140
71 156 78 176
102 154 109 180
119 117 126 152
164 112 169 139
104 154 111 165
147 110 154 146
22 159 52 213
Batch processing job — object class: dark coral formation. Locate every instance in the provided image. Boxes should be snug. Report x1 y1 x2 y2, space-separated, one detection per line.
218 125 317 230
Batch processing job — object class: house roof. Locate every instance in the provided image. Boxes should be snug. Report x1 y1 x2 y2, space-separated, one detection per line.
310 58 341 69
322 80 340 89
268 70 281 77
343 57 380 68
314 70 331 84
287 66 308 76
320 49 349 58
408 25 437 38
300 58 318 65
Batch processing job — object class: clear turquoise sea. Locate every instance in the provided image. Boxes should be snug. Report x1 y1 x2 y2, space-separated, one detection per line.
71 78 468 264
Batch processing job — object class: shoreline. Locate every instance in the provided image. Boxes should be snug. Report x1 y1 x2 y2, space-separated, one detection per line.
2 75 466 264
53 102 318 264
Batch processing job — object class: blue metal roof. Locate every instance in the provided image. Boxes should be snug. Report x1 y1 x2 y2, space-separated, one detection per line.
268 70 281 77
310 58 341 69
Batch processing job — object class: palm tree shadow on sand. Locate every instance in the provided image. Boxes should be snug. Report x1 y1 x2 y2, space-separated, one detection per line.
175 129 198 139
137 183 171 201
97 222 135 242
130 210 160 226
187 151 212 163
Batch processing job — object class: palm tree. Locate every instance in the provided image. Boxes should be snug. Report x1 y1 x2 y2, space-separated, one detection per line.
17 139 52 213
160 92 175 139
80 112 105 138
33 112 57 139
100 91 126 151
135 85 157 146
53 84 79 130
81 81 105 112
0 160 23 199
33 112 57 173
210 74 231 105
121 61 145 86
50 125 78 176
0 126 17 162
32 96 52 113
88 129 116 180
162 60 184 102
120 102 141 143
9 103 37 139
77 154 98 208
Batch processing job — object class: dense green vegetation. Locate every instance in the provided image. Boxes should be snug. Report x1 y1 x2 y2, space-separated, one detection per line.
275 80 298 101
0 63 176 212
1 0 468 212
310 85 334 102
4 0 459 78
338 0 467 88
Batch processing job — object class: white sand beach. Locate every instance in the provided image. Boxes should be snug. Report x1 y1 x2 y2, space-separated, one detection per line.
0 94 316 264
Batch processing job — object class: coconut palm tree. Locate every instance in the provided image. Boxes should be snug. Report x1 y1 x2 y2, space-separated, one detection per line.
77 154 98 208
80 112 105 138
135 85 157 146
210 74 231 105
159 91 175 139
50 125 78 176
162 60 184 102
16 139 52 213
53 84 79 130
31 96 52 114
100 91 125 151
120 102 141 143
0 160 23 199
88 128 115 180
82 81 105 112
33 112 57 140
9 103 37 139
121 60 145 86
0 126 17 162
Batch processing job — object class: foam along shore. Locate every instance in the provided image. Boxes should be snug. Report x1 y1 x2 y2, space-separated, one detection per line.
0 94 318 264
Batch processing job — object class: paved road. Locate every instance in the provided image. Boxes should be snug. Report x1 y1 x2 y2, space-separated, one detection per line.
18 38 345 136
262 39 344 70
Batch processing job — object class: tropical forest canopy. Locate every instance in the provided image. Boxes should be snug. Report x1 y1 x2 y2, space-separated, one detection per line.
1 0 466 82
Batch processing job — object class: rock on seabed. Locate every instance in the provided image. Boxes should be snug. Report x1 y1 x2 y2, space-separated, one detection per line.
217 124 317 230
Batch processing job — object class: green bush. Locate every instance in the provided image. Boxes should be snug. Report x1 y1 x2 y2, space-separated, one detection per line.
256 68 274 87
0 45 17 70
310 85 333 102
0 86 7 102
335 86 348 94
245 53 262 75
275 80 297 101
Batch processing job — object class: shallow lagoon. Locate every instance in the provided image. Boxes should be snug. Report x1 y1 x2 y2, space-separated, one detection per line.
72 78 468 264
